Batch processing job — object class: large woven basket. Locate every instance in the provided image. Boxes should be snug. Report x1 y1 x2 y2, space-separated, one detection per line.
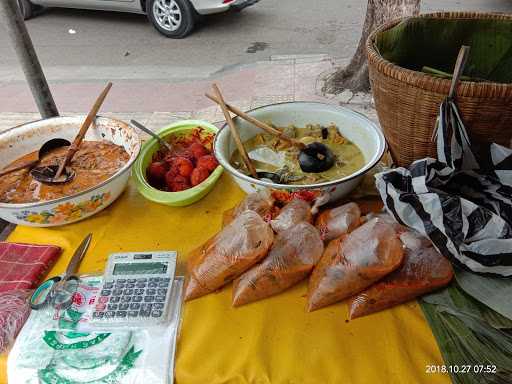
367 12 512 167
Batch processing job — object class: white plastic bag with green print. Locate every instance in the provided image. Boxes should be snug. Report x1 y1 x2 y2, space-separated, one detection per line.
8 276 183 384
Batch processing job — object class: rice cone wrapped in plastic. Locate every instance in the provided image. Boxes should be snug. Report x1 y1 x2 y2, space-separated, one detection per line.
398 228 432 251
270 199 312 233
222 190 275 227
315 202 361 242
352 198 384 215
365 212 407 233
232 222 324 306
185 210 274 301
307 218 404 311
348 233 453 319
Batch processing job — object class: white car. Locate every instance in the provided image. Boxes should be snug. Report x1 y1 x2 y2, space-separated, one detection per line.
17 0 260 38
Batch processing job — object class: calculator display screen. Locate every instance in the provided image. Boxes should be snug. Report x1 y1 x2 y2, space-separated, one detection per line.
113 262 167 276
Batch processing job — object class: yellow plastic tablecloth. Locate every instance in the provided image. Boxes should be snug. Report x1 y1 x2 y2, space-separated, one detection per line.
0 175 450 384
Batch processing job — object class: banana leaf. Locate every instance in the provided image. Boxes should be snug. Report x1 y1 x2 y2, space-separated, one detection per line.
421 283 512 384
375 17 512 83
455 269 512 321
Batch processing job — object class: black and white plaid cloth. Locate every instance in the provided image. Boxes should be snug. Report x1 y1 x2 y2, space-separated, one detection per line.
376 98 512 277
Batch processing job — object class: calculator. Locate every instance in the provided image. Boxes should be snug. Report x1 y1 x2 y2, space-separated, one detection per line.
90 251 177 326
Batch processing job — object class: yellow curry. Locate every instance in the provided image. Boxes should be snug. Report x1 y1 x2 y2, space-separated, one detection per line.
230 123 365 185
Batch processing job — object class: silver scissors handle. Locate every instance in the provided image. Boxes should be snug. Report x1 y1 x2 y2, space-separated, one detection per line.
29 276 61 310
29 233 92 310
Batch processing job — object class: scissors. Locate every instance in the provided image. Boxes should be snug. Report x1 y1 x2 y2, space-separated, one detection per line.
30 233 92 310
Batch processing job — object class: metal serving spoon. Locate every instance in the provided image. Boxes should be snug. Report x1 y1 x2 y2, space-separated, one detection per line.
130 120 173 152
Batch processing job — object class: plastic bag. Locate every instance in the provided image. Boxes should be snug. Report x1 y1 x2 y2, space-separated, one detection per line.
398 229 432 252
270 199 312 233
0 289 31 354
315 202 361 242
348 234 453 319
307 218 404 311
222 190 275 227
185 210 274 301
8 276 183 384
232 222 324 306
352 198 384 216
364 211 407 232
376 97 512 276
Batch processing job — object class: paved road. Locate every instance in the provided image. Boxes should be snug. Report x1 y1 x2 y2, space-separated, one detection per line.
1 0 511 81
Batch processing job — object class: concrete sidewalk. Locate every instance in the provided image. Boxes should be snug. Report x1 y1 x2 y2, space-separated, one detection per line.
0 55 376 136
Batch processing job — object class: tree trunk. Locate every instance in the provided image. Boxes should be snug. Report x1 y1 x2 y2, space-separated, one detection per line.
323 0 420 94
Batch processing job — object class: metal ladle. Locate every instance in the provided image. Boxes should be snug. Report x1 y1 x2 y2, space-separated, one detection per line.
205 93 336 174
30 82 113 184
0 138 71 178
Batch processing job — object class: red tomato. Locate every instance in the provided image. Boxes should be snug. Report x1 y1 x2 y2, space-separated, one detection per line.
177 150 196 165
170 156 194 178
163 152 175 164
196 155 219 172
165 169 177 188
190 167 210 186
189 142 209 160
166 173 191 192
147 161 168 181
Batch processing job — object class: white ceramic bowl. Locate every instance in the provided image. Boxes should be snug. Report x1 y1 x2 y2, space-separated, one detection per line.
0 116 140 227
214 102 386 203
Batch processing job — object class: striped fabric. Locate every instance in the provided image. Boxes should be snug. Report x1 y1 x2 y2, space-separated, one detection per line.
0 290 31 353
376 99 512 276
0 242 61 352
0 242 61 293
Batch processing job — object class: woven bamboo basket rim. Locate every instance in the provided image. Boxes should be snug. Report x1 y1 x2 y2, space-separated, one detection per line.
367 12 512 99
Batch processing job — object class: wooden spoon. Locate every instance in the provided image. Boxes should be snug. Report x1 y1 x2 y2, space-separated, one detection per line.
54 82 113 180
206 93 305 150
431 45 471 142
30 82 113 184
211 84 258 179
205 93 335 173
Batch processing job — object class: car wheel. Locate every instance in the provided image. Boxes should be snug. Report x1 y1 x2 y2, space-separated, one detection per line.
147 0 195 39
18 0 33 20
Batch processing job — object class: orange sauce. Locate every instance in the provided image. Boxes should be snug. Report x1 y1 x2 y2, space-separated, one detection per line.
0 141 129 204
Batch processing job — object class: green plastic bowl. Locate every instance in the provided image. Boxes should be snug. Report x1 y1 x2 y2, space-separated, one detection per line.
133 120 223 207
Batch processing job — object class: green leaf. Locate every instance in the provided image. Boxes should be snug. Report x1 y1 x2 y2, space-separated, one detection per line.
421 284 512 384
375 18 512 83
455 269 512 322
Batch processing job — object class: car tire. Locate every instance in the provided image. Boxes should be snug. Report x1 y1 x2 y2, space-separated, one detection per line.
18 0 33 20
147 0 196 39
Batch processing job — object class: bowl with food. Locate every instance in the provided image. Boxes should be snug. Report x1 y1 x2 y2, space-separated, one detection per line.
0 116 140 227
214 102 386 204
132 120 223 207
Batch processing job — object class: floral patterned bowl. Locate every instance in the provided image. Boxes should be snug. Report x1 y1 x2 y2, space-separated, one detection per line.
0 116 140 227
